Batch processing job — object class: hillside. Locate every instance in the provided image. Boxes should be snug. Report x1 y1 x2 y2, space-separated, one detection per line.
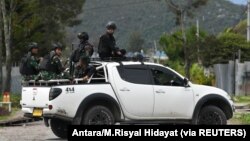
66 0 245 50
229 19 247 36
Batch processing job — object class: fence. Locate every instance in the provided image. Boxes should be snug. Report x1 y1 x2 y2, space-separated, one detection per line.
2 66 22 93
214 60 250 96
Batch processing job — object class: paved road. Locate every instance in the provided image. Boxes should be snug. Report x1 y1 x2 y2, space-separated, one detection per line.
0 121 66 141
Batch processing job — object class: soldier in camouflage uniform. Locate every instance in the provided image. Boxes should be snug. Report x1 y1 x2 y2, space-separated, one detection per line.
40 43 66 80
21 42 41 81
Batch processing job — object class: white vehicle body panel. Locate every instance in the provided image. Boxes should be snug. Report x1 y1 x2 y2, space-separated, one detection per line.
44 84 118 118
110 65 154 118
21 87 50 108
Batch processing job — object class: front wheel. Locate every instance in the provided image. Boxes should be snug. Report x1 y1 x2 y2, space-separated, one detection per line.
50 119 68 139
197 106 227 125
82 105 114 125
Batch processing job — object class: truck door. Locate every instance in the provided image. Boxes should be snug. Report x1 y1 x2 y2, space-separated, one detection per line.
150 66 194 119
112 65 154 117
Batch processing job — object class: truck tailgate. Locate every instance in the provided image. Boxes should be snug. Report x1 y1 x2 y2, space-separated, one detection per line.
21 87 50 108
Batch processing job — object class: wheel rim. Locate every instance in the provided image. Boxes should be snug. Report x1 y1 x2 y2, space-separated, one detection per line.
88 110 112 125
198 111 222 125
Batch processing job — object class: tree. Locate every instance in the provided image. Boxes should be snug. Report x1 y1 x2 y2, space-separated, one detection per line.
128 31 145 52
200 32 250 67
11 0 86 61
0 0 86 92
0 0 16 92
164 0 208 78
0 9 2 93
160 26 206 69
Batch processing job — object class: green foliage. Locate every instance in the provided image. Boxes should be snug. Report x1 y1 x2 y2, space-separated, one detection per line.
237 113 250 124
233 96 250 103
160 26 207 63
200 35 222 67
165 60 185 76
190 64 214 85
2 0 86 62
201 32 250 67
227 20 247 36
165 61 214 85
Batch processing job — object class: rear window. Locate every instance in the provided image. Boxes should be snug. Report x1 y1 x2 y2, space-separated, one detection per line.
117 66 151 85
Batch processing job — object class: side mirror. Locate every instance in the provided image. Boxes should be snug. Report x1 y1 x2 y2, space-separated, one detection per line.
183 78 189 87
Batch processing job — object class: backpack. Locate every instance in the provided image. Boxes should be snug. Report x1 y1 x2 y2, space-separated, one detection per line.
39 54 51 71
19 55 29 75
40 51 56 71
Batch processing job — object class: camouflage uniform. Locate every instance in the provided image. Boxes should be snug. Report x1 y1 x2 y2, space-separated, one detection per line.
39 51 69 80
22 52 40 81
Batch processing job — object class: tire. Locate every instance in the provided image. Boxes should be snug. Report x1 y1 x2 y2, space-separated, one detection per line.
197 105 227 125
82 105 114 125
50 119 68 139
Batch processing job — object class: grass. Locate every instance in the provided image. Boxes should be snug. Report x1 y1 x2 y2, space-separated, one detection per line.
234 113 250 124
0 108 20 121
233 96 250 103
230 96 250 124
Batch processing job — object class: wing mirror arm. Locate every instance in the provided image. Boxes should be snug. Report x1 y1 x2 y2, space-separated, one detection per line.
183 78 189 87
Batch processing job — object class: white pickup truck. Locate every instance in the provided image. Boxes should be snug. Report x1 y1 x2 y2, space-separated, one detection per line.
21 60 234 138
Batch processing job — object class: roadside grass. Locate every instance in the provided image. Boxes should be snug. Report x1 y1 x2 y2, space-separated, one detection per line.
231 96 250 124
233 96 250 103
234 113 250 124
0 108 20 121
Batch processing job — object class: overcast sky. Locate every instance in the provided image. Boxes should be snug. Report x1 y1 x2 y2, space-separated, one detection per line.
230 0 247 5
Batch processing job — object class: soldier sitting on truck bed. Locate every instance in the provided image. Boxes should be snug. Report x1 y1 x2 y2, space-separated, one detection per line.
74 55 96 82
39 43 66 80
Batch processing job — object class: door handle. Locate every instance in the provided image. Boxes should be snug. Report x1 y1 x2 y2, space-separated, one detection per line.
155 90 165 94
120 88 130 92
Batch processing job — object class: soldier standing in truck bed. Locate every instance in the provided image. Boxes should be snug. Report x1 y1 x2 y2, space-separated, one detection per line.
20 42 41 81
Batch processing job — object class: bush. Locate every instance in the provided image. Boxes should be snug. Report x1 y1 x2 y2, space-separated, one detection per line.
190 64 215 85
165 61 215 86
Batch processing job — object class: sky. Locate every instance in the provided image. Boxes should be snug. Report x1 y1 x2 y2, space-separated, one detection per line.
230 0 248 5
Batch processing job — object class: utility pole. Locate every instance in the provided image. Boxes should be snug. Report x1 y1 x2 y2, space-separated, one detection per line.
248 0 250 42
196 19 201 64
154 40 160 63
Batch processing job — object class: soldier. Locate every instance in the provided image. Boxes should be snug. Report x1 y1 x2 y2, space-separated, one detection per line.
71 32 94 62
74 55 96 82
98 21 126 60
40 43 65 80
70 32 94 75
20 42 41 81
